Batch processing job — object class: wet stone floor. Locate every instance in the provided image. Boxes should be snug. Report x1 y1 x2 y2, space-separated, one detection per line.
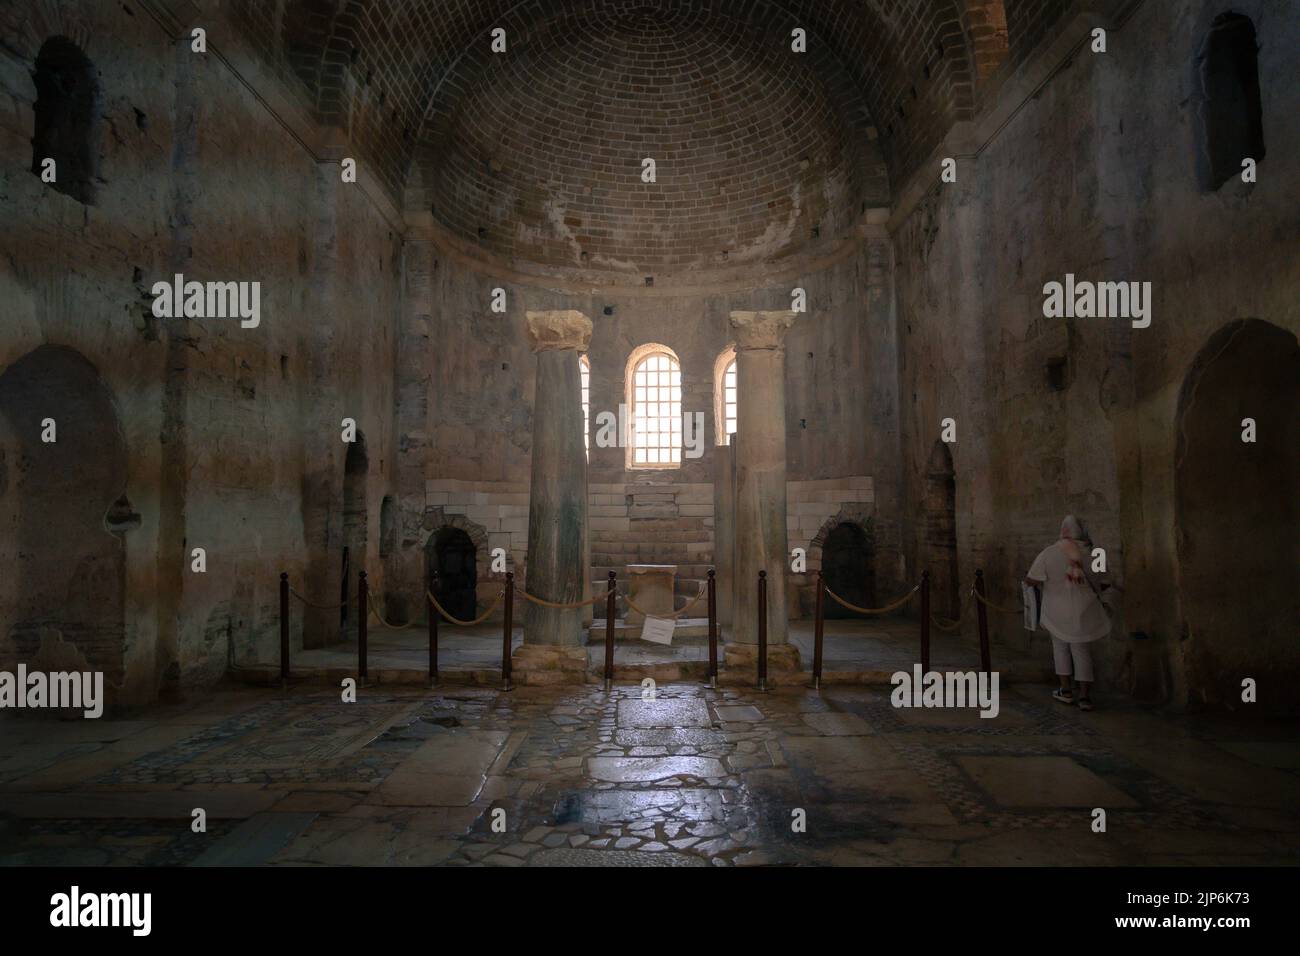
0 681 1297 866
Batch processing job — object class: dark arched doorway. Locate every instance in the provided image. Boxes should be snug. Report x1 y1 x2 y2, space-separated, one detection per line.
0 346 128 681
31 36 100 205
823 522 874 619
924 441 959 618
427 528 477 621
1175 319 1299 712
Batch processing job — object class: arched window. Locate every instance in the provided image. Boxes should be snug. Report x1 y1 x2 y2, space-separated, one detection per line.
1196 13 1265 191
626 344 681 468
713 347 737 445
579 354 591 460
30 37 99 206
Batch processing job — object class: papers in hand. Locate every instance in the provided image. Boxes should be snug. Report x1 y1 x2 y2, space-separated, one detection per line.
1022 583 1041 632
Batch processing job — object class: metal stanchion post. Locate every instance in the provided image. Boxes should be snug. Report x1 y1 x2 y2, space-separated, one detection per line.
757 569 768 691
920 569 931 675
279 571 289 687
706 568 718 688
501 571 514 691
975 568 991 674
812 569 825 690
357 570 368 683
428 570 440 687
604 570 616 691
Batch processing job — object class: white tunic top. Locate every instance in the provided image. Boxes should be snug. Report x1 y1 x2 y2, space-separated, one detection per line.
1027 541 1110 643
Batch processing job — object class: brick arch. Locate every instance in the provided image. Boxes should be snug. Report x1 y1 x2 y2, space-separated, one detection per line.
805 508 874 571
424 509 517 620
4 2 96 61
422 509 495 573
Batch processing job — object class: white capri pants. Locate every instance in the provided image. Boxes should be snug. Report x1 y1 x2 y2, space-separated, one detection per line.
1051 636 1095 683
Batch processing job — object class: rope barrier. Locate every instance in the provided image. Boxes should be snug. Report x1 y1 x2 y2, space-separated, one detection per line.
427 588 505 627
512 586 608 610
364 584 422 630
288 587 357 611
622 583 709 621
823 584 918 616
971 587 1021 615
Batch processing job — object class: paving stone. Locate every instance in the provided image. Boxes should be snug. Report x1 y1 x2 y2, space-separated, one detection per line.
715 705 764 722
587 756 726 782
957 756 1140 809
617 699 712 729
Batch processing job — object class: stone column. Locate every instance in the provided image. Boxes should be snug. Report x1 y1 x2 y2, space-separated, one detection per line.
728 311 798 669
521 310 591 654
713 440 735 636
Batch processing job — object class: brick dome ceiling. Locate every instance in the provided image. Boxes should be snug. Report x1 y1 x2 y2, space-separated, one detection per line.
233 0 1012 269
411 2 885 272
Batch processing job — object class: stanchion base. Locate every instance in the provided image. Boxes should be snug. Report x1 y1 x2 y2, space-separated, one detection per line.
709 675 717 689
500 680 514 692
757 678 768 692
604 678 613 692
810 676 821 690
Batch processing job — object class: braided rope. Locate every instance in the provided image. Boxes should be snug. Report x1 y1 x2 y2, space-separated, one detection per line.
288 587 357 611
971 587 1022 615
824 584 918 616
364 584 421 630
426 589 505 627
623 583 708 621
513 587 607 610
930 605 968 632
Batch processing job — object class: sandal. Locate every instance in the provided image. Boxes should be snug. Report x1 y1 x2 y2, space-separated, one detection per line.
1077 697 1094 712
1052 688 1074 705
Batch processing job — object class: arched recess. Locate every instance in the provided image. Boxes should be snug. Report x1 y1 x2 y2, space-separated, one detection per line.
429 528 478 620
923 440 960 618
1175 319 1299 712
340 433 368 638
1194 12 1265 192
821 521 876 619
0 346 129 682
30 36 99 205
423 511 493 620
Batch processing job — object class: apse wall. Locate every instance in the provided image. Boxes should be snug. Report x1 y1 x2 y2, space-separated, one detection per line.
0 3 402 705
891 0 1300 710
387 232 904 620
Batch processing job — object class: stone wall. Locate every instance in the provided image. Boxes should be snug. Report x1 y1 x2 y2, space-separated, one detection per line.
0 1 402 704
891 0 1300 710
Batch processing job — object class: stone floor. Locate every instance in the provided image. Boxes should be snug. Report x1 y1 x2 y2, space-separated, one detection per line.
1 678 1296 866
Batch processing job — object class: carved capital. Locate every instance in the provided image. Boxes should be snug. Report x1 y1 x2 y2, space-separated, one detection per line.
526 310 592 352
729 310 798 350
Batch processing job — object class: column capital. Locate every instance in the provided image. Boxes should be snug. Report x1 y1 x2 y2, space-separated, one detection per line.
729 310 797 350
526 310 592 352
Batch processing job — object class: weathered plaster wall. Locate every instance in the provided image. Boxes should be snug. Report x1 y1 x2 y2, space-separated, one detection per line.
0 2 401 705
893 0 1299 709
